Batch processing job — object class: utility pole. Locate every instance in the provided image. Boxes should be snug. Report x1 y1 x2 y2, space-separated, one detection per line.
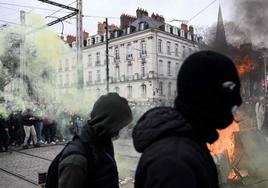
105 18 109 93
76 0 83 89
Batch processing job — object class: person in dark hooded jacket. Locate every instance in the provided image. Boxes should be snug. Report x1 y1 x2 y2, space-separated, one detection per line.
57 93 132 188
133 51 242 188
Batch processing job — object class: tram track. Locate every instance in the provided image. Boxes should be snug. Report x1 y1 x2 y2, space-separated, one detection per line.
13 150 53 162
0 167 39 186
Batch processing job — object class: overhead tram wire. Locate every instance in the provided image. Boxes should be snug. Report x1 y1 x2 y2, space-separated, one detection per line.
188 0 218 23
46 0 77 18
0 2 71 13
83 15 120 19
0 19 20 25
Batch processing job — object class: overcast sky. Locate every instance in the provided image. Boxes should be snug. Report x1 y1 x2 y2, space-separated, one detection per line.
0 0 234 37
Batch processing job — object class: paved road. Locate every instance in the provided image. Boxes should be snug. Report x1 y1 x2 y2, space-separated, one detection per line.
1 139 266 188
0 142 135 188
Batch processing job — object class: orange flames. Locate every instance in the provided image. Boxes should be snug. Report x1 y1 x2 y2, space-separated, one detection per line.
234 55 258 76
207 121 240 163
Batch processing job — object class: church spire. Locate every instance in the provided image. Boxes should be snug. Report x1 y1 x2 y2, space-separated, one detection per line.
215 5 227 49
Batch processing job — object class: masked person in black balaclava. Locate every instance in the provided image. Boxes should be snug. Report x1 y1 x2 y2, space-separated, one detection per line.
53 93 132 188
133 51 242 188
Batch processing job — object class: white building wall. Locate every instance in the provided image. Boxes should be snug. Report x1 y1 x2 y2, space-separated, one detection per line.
57 28 200 103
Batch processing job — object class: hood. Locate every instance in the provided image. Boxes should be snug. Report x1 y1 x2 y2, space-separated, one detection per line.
132 107 193 153
89 93 132 138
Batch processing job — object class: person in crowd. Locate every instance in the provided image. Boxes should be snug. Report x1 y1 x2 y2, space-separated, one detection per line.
46 93 132 188
22 109 40 149
0 114 9 152
74 116 84 136
255 96 265 131
43 117 56 144
8 112 17 146
10 110 24 146
132 51 242 188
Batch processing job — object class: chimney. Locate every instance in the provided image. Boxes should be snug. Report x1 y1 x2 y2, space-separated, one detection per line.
181 23 188 32
83 31 89 40
136 8 148 18
151 13 165 22
66 35 76 45
189 26 194 34
97 22 105 35
120 14 136 29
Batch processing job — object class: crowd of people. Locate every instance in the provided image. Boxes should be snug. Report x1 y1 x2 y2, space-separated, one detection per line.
0 109 85 152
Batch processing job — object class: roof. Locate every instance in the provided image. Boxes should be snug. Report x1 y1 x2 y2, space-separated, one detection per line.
130 16 165 29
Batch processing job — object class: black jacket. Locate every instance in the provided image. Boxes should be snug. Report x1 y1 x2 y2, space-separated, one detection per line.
133 107 219 188
23 113 37 126
58 127 119 188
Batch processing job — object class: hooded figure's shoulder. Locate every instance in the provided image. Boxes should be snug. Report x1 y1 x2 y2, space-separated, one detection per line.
132 106 195 153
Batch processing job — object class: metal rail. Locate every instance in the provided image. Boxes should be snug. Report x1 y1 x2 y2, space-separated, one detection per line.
13 150 53 162
0 167 39 186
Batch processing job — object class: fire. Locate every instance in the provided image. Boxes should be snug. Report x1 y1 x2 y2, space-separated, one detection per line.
207 121 240 163
234 55 258 76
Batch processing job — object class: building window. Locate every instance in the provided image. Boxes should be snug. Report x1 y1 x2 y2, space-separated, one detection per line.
168 61 171 76
96 52 101 65
115 66 120 80
88 71 92 84
95 36 99 43
141 84 147 97
127 64 133 79
182 46 186 58
168 82 172 97
87 54 92 67
167 41 171 55
159 81 163 96
115 86 120 94
175 44 179 56
127 85 132 98
139 22 145 30
158 39 162 53
141 62 146 77
140 40 146 57
96 70 101 82
115 46 120 60
159 60 164 75
126 43 132 60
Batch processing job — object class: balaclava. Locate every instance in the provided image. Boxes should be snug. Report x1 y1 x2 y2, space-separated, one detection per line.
175 51 242 143
89 93 133 139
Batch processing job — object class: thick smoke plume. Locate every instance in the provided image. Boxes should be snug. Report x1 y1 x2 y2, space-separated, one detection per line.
0 13 95 119
233 0 268 47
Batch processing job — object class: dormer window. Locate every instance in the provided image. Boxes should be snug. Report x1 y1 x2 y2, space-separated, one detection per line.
87 38 91 45
165 24 170 33
173 27 178 35
180 30 185 38
127 27 131 34
139 22 145 31
95 36 99 43
187 32 191 40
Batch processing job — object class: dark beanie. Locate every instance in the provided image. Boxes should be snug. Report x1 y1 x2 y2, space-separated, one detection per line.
175 51 242 143
89 93 132 138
